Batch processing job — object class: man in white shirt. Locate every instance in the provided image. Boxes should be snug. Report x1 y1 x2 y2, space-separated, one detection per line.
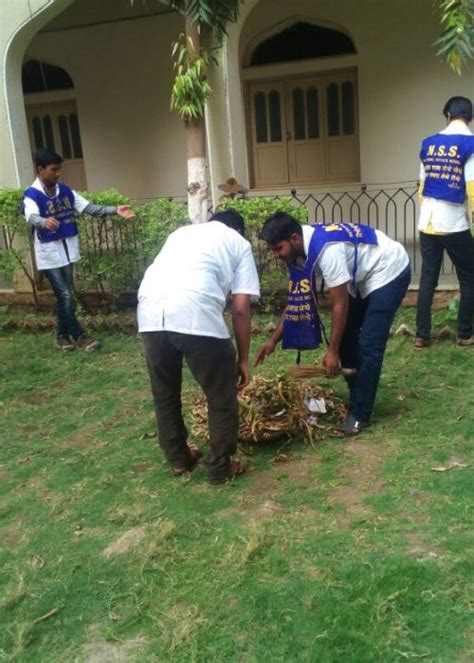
415 96 474 348
22 149 134 351
255 213 410 437
137 210 260 484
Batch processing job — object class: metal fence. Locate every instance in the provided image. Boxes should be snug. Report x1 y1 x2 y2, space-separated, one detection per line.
77 184 458 289
279 184 456 285
1 184 460 293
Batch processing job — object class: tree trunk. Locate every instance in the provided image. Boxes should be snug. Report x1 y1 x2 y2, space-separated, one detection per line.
185 17 208 224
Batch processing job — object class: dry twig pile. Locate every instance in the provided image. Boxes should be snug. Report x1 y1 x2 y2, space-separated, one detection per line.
190 376 346 446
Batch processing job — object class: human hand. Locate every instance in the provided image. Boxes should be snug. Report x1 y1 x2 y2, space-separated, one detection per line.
44 217 60 230
237 361 250 389
116 205 135 219
322 349 340 376
254 339 276 366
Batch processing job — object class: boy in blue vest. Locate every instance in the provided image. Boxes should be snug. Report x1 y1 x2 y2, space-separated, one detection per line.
22 149 134 351
415 96 474 348
255 213 410 437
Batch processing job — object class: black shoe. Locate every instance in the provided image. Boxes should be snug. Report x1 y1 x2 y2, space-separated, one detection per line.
57 335 75 351
331 414 368 438
75 334 101 351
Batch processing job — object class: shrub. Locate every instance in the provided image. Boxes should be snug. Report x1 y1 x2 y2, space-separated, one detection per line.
218 196 308 309
0 188 38 302
0 188 303 310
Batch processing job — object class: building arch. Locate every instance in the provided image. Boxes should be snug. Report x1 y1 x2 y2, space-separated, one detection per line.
242 16 357 68
238 11 359 188
2 0 74 187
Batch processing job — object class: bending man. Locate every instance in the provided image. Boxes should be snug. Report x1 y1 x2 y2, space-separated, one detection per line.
137 210 260 484
255 214 410 438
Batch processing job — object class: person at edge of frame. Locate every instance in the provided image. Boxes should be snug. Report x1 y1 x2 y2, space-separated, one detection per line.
137 209 260 485
22 148 135 351
255 213 410 438
415 95 474 348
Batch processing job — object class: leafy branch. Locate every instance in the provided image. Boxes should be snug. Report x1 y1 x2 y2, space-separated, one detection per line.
166 0 241 45
170 33 212 121
435 0 474 73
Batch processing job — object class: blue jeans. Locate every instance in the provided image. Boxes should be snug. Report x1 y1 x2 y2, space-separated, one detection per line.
339 265 411 422
43 264 83 340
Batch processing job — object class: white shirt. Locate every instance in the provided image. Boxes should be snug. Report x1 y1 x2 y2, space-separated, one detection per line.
23 178 90 270
302 225 409 299
418 120 474 233
137 221 260 338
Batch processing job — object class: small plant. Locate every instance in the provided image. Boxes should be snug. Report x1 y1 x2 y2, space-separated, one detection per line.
0 188 38 306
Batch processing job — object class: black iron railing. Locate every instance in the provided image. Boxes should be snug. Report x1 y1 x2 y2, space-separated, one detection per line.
2 184 458 293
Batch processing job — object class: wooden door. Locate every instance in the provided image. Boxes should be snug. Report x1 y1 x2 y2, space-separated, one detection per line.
248 81 288 187
286 78 325 183
26 101 87 190
322 71 360 182
248 70 360 187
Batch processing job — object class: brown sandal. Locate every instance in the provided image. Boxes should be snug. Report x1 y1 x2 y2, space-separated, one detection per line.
208 458 247 485
171 444 203 476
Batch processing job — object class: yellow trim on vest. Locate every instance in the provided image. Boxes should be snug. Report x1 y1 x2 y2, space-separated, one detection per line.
418 180 424 205
466 181 474 218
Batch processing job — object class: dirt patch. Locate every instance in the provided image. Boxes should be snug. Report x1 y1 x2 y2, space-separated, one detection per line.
25 476 57 502
405 532 446 560
0 518 25 549
274 457 316 482
21 392 51 405
130 461 155 476
222 499 285 522
103 527 146 558
327 441 387 527
59 422 102 450
401 290 457 309
219 455 319 522
82 637 146 663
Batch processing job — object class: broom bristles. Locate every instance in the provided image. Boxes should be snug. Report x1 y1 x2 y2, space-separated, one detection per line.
288 366 357 379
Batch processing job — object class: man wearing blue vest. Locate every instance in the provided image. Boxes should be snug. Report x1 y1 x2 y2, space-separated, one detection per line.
22 149 134 351
415 96 474 348
255 213 410 437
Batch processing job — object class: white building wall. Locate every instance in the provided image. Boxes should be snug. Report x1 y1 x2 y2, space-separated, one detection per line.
25 10 187 199
217 0 474 193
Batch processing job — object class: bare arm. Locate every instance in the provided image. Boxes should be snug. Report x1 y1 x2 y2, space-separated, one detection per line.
254 308 285 366
82 204 135 219
322 282 349 376
231 293 252 389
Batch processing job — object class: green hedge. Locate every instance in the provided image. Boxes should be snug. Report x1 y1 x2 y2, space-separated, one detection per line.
0 187 307 308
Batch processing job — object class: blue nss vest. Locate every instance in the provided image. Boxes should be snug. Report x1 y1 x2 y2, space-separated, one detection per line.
22 183 77 243
282 222 378 351
420 133 474 204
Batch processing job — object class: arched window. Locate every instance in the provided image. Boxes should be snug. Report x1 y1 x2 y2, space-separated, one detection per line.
250 22 356 66
22 60 74 93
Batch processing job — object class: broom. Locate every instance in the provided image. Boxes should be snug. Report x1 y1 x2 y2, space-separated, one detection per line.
288 365 357 379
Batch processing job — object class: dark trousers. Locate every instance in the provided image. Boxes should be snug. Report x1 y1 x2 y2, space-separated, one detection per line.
43 264 83 340
142 331 239 481
339 265 411 423
416 230 474 340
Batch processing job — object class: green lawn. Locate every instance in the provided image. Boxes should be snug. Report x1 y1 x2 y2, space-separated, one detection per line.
0 307 473 662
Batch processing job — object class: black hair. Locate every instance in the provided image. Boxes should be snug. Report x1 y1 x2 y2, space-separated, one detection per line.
259 212 303 245
34 148 63 169
210 208 245 236
443 96 472 122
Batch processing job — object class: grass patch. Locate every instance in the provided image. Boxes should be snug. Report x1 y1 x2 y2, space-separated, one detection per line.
0 307 473 661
